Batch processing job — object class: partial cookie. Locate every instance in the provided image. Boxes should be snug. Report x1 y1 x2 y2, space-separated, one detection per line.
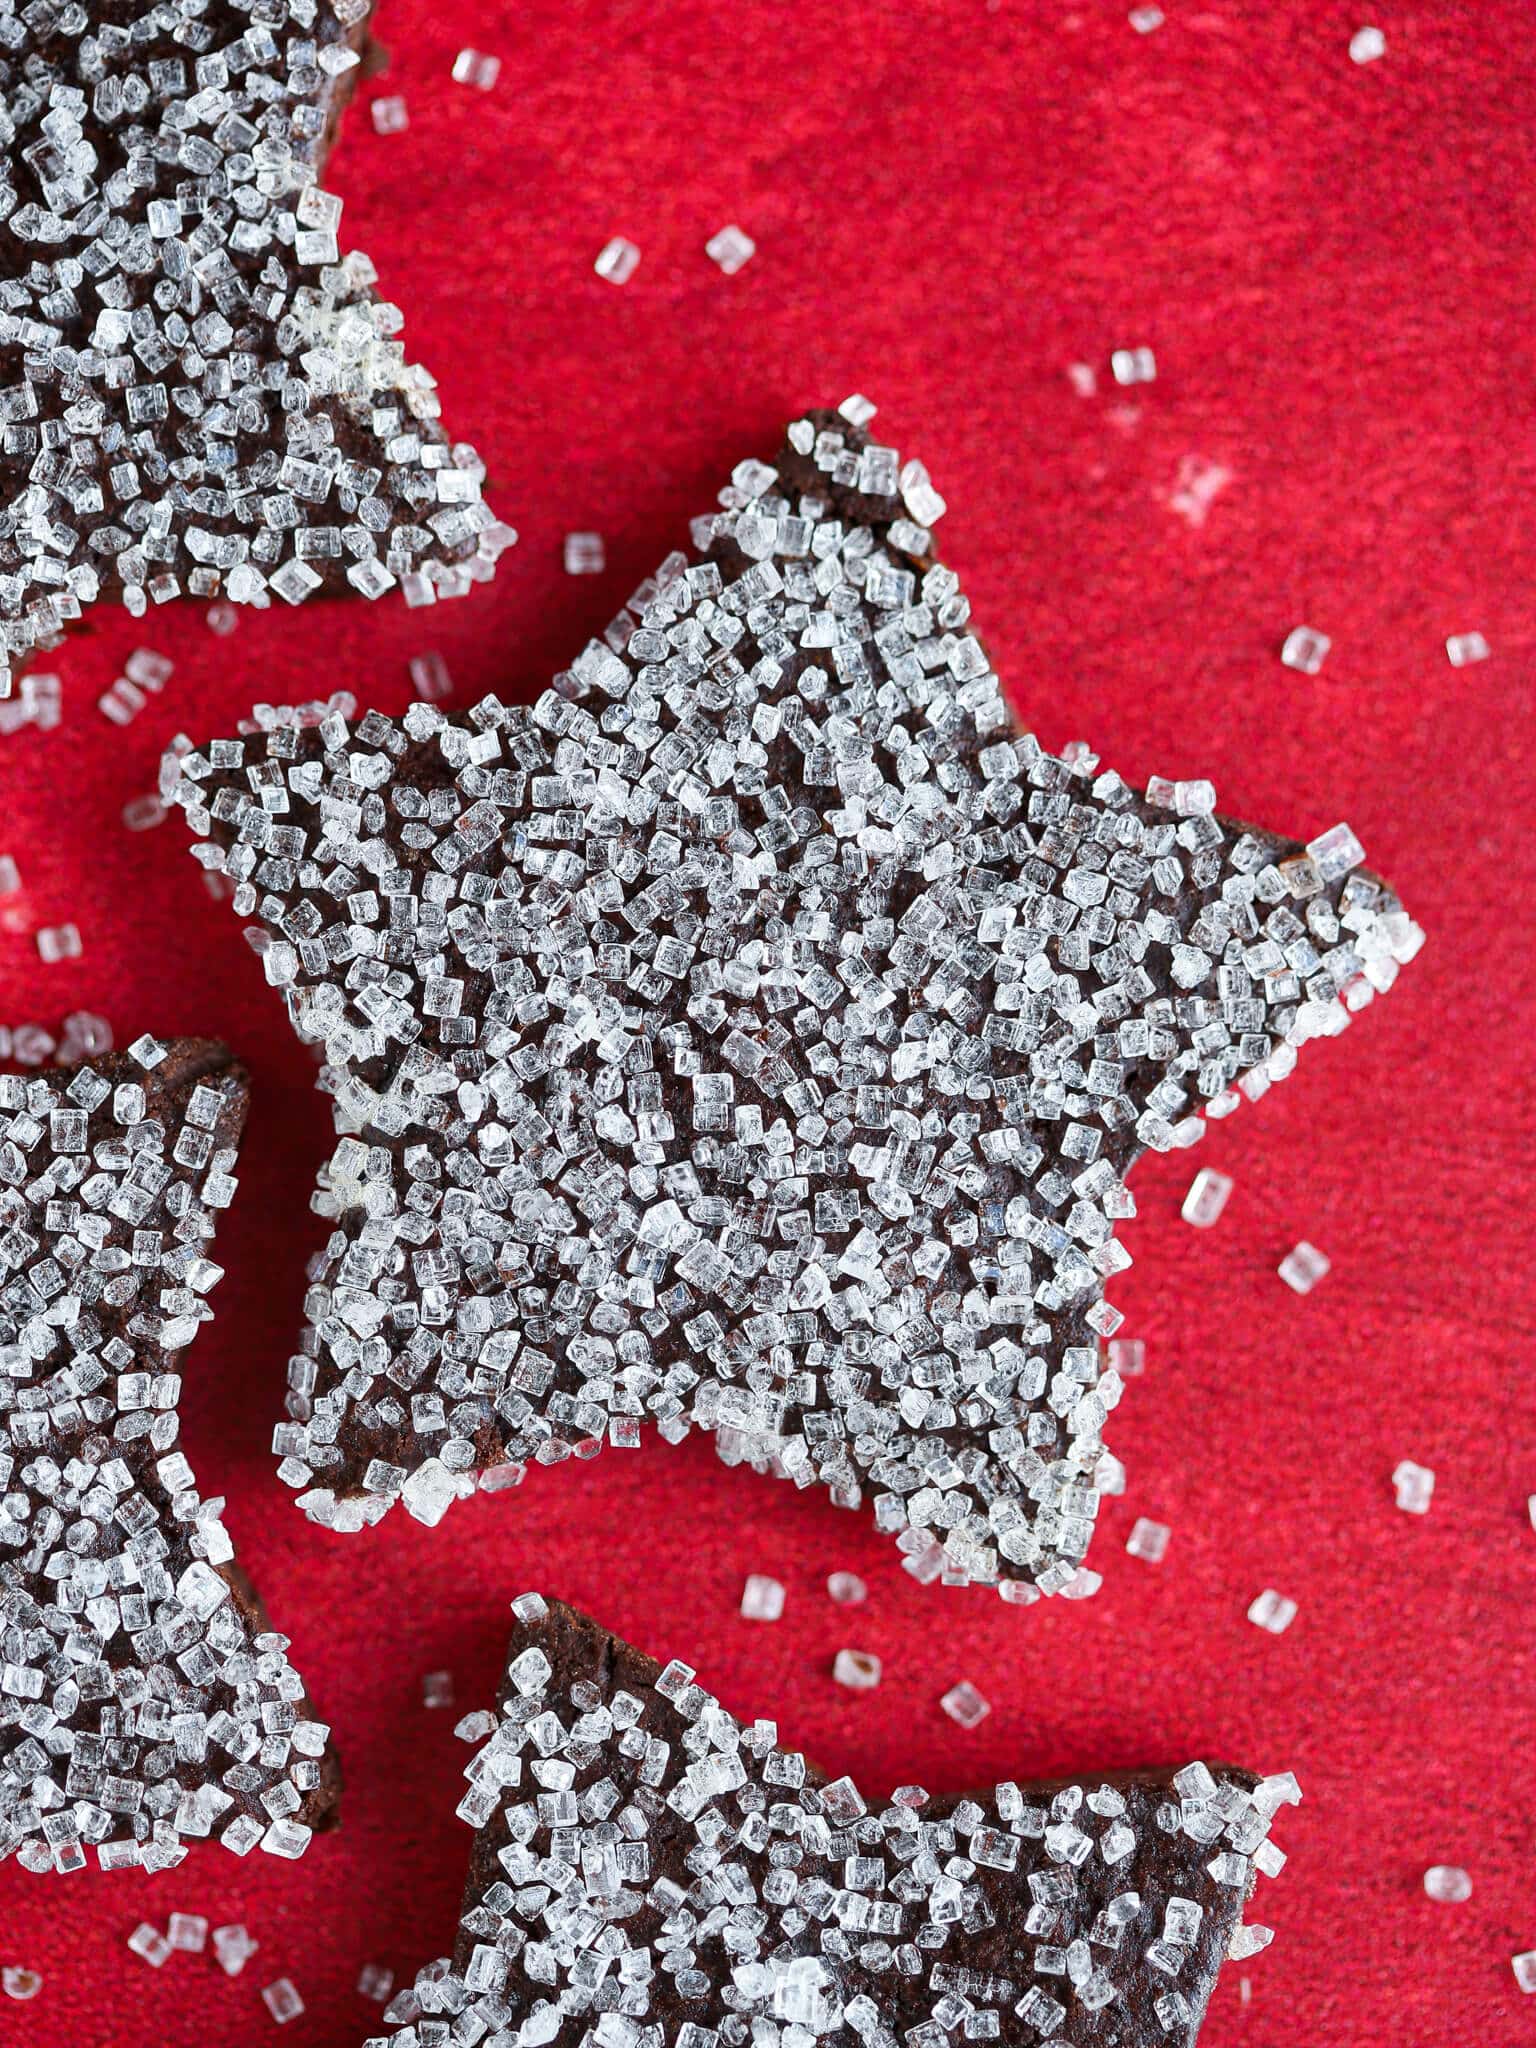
0 4 512 696
0 1038 338 1872
166 408 1422 1590
370 1594 1292 2047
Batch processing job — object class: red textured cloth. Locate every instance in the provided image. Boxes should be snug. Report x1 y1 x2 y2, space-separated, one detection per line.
3 3 1533 2042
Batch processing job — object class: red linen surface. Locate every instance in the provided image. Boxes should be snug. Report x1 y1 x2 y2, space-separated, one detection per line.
2 3 1534 2042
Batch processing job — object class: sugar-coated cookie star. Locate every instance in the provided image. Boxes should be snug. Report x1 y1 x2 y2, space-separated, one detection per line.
166 409 1422 1592
0 2 511 696
368 1595 1294 2048
0 1039 338 1873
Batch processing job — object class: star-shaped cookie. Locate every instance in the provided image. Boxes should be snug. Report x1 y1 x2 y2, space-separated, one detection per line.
165 409 1422 1592
0 1038 338 1873
368 1595 1292 2048
0 2 511 696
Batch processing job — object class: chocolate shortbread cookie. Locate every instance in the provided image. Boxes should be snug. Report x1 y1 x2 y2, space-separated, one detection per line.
0 1037 338 1872
0 2 511 695
165 409 1421 1590
369 1595 1290 2048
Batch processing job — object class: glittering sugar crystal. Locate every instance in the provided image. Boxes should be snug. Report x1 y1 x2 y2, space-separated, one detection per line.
372 95 410 135
595 237 642 285
212 1925 259 1979
741 1574 786 1621
1278 1241 1330 1294
1423 1865 1472 1903
35 924 82 964
1445 631 1489 667
564 532 607 575
1181 1167 1233 1228
168 1915 208 1954
123 796 168 832
384 1598 1280 2048
1247 1590 1298 1635
1129 5 1165 29
359 1963 396 2002
422 1670 456 1709
1 1968 41 2001
128 1925 172 1968
706 224 757 274
409 652 454 702
1306 821 1366 882
839 393 879 425
833 1649 883 1690
1512 1951 1536 1994
1280 626 1331 674
453 48 503 89
828 1571 868 1605
1109 1337 1147 1377
1111 346 1158 384
165 408 1420 1593
1392 1460 1435 1514
262 1979 305 2025
1349 25 1387 62
940 1681 992 1729
1127 1517 1171 1563
126 648 174 691
0 856 21 896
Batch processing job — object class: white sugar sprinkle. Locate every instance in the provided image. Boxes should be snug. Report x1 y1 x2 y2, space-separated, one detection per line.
1445 631 1490 667
372 95 410 135
1247 1589 1298 1635
1423 1865 1472 1903
1278 1241 1330 1294
706 224 757 274
564 532 607 576
422 1671 456 1710
1392 1460 1435 1514
833 1648 883 1689
358 1962 395 2002
827 1571 868 1605
595 237 642 286
1111 346 1157 385
1127 1517 1170 1563
741 1574 785 1622
128 1924 172 1968
452 49 502 90
1181 1166 1233 1228
1280 626 1331 674
940 1680 991 1728
2 1968 42 2001
1349 26 1387 64
262 1978 305 2024
35 924 82 964
1512 1950 1536 1993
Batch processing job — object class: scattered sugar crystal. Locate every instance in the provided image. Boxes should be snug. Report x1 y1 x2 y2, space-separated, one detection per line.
123 796 167 831
1528 1496 1536 1534
1280 626 1331 674
1247 1590 1298 1635
422 1670 456 1709
565 532 607 576
410 652 454 702
1423 1865 1472 1903
212 1926 258 1979
36 924 82 964
1392 1460 1435 1514
128 1924 172 1968
99 679 146 726
1111 346 1157 385
1127 1518 1170 1563
706 225 757 274
1129 5 1164 28
358 1963 395 2002
452 49 502 90
839 393 878 425
1445 631 1489 667
0 856 19 894
1169 455 1232 526
1307 820 1366 881
1511 1952 1536 1993
833 1649 883 1690
828 1572 868 1605
168 1914 208 1954
1228 1925 1274 1960
1278 1241 1330 1294
741 1574 786 1621
372 95 410 135
1349 26 1387 63
125 648 173 691
2 1969 41 2001
263 1978 305 2024
455 1711 498 1743
1181 1167 1233 1229
1108 1337 1146 1377
940 1681 991 1729
595 237 641 285
1067 362 1098 396
207 604 239 637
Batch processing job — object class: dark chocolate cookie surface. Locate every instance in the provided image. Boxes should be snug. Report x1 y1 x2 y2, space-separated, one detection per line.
167 409 1422 1591
369 1595 1291 2048
0 1037 338 1872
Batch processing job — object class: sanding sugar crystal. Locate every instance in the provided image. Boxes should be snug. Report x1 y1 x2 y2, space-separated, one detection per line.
1423 1866 1472 1903
1445 631 1489 667
1392 1460 1435 1514
451 48 501 90
371 95 409 135
1127 1517 1171 1563
1349 26 1387 63
706 225 756 274
1247 1590 1298 1635
358 1963 395 2002
939 1681 991 1729
833 1649 883 1690
262 1979 305 2024
2 1969 41 2001
1280 625 1331 674
1181 1166 1233 1228
421 1671 456 1709
127 1924 172 1968
827 1572 868 1605
564 532 606 576
167 1914 208 1954
1511 1952 1536 1994
741 1574 785 1622
1278 1241 1330 1294
212 1926 258 1978
595 237 641 285
1111 346 1157 385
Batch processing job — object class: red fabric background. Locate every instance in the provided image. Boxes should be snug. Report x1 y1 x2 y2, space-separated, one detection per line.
2 3 1533 2042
